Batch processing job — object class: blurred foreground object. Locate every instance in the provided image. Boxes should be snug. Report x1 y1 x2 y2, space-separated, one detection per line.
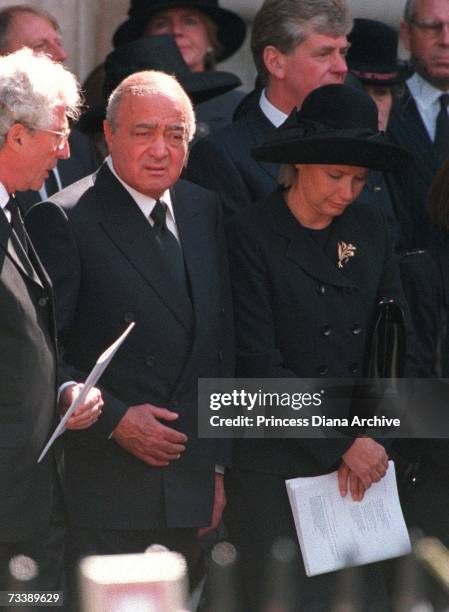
79 549 188 611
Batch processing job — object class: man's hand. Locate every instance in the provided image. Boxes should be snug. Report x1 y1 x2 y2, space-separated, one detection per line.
341 437 388 491
111 404 188 467
338 462 366 501
59 383 104 430
198 473 226 537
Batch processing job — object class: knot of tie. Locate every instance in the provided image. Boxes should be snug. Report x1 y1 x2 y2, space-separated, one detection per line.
151 199 167 232
6 196 19 216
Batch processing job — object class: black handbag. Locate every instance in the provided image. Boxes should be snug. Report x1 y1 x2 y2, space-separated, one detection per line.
365 298 406 379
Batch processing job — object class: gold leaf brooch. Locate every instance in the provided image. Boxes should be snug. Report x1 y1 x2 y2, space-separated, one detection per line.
337 241 356 269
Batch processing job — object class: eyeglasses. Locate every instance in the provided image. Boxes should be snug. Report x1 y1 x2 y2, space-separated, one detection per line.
411 19 449 38
29 127 71 151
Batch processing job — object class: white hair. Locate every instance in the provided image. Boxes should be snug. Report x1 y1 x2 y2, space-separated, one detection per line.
106 70 196 143
0 47 81 148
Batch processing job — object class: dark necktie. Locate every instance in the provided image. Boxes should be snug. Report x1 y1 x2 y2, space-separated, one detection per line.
45 169 59 197
150 200 189 296
435 93 449 162
6 197 28 253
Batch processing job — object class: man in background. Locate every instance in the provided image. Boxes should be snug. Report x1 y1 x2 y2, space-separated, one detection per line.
389 0 449 246
186 0 351 216
0 4 98 212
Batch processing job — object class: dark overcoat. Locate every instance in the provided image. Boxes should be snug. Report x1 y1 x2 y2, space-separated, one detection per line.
25 163 234 530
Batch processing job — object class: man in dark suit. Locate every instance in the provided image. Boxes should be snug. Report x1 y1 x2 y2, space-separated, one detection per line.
388 0 449 247
0 48 103 591
26 70 234 587
0 4 98 213
186 0 351 217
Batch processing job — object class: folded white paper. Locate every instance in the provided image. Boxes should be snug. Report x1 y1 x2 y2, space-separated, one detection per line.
286 461 411 576
38 322 135 463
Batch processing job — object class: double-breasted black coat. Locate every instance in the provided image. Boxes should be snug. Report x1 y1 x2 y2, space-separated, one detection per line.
25 163 234 531
224 187 406 610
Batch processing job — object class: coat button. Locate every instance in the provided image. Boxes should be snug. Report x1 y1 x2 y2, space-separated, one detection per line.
145 355 155 367
38 296 48 307
124 312 135 323
348 363 359 375
322 325 332 336
172 399 179 408
317 284 326 295
352 324 362 335
218 351 223 362
344 287 354 295
318 365 328 376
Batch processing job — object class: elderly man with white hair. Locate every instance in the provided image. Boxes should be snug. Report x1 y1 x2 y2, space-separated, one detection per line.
0 48 103 592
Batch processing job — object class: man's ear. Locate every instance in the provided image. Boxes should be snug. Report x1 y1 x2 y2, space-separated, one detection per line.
183 148 190 169
6 123 27 150
263 45 287 80
400 21 412 52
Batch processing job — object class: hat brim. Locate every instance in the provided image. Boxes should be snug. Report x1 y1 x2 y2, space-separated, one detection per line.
252 134 412 172
78 69 240 134
348 62 414 86
113 2 246 61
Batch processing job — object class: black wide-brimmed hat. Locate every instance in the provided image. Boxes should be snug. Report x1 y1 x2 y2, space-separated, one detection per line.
252 84 412 172
113 0 246 62
78 35 241 134
347 18 413 86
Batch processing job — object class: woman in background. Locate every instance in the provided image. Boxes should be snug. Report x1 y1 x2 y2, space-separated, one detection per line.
346 18 412 131
84 0 246 136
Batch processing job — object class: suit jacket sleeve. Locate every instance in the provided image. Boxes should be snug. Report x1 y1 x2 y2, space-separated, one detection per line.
25 200 129 447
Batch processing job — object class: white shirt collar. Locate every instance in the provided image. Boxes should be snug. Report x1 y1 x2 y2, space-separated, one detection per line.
259 89 288 127
407 72 446 109
106 155 175 223
0 182 10 210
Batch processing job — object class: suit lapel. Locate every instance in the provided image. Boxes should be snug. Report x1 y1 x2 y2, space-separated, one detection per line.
0 210 44 287
172 182 208 323
247 106 280 181
96 165 191 331
389 88 439 183
269 190 358 288
170 181 218 391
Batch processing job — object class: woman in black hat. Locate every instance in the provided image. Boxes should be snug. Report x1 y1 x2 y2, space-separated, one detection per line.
347 18 413 130
84 0 246 135
113 0 246 71
224 84 412 610
79 34 240 160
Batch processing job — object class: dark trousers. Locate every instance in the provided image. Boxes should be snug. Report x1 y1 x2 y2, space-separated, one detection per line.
65 525 203 611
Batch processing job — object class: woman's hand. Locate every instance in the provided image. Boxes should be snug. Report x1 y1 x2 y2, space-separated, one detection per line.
341 437 388 493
